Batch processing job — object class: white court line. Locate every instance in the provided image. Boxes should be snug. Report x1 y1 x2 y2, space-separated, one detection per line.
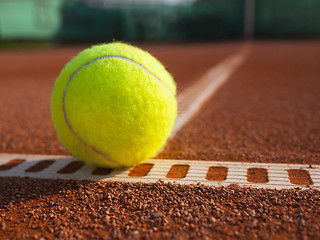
0 154 319 190
171 46 249 138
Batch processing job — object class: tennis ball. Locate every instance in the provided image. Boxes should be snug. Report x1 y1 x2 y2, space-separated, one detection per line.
51 42 177 168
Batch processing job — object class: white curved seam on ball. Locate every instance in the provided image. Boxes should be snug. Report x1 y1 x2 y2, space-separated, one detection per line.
63 55 173 167
62 88 120 166
70 55 175 96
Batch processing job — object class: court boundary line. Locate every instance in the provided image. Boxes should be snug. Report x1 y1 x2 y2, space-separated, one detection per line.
172 46 249 138
0 153 319 190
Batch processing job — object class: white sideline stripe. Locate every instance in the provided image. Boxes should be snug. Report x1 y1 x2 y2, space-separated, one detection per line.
172 47 249 138
0 153 319 190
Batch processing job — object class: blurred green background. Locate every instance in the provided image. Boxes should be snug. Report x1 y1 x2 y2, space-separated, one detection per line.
0 0 320 44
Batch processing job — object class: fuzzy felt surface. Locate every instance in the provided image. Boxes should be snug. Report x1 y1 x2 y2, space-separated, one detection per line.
51 42 177 168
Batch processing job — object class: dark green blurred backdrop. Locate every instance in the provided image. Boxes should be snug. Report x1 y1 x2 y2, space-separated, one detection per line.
0 0 319 43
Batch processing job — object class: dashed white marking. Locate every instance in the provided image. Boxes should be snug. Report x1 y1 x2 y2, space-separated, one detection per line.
0 153 319 190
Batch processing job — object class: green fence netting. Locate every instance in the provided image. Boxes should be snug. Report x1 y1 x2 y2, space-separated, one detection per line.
255 0 320 38
0 0 319 42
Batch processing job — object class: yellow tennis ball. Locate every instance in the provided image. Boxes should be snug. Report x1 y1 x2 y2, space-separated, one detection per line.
51 42 177 168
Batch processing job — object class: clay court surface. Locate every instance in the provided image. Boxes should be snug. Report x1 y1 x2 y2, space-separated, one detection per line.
0 41 319 239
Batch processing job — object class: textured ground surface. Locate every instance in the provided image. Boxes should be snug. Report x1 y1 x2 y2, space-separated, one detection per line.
0 41 319 239
159 42 320 165
0 177 319 240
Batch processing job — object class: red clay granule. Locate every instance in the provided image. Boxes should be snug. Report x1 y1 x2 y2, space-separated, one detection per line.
57 161 84 174
0 177 319 240
206 166 228 181
25 160 55 172
0 159 25 171
287 169 313 186
247 168 269 183
128 164 154 177
166 164 189 179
